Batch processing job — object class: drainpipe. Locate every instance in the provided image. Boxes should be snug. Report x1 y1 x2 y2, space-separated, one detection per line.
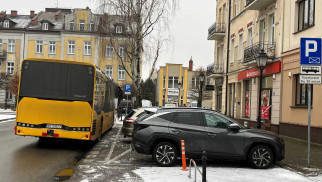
225 0 232 115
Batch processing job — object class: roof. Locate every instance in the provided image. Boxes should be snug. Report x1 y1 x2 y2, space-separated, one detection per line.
27 11 64 31
0 15 31 29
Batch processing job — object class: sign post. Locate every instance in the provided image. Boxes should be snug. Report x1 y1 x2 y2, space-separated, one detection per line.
300 38 322 168
124 84 131 115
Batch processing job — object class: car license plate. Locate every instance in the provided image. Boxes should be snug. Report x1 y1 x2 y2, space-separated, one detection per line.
46 124 62 129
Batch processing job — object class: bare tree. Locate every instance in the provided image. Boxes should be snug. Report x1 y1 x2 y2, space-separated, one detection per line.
0 73 11 109
96 0 177 106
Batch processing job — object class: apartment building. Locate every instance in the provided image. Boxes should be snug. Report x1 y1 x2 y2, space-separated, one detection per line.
208 0 283 132
281 0 322 143
0 8 136 107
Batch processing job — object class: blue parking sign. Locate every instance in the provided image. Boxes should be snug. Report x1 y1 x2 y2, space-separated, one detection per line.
125 84 131 93
300 38 322 65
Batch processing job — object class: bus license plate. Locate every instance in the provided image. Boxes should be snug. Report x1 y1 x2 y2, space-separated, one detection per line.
46 124 62 129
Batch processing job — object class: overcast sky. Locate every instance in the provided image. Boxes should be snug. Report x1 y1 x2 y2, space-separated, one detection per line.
2 0 216 79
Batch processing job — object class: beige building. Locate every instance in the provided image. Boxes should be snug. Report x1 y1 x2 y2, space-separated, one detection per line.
208 0 283 131
281 0 322 143
156 59 212 108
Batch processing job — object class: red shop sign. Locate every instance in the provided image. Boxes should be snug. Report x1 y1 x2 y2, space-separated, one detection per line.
237 61 281 81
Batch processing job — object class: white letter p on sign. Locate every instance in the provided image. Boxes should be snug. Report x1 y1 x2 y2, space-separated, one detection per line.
306 40 317 57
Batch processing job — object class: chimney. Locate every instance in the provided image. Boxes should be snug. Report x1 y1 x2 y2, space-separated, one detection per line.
55 10 61 19
103 13 108 22
31 14 39 25
11 10 17 17
189 57 193 71
30 10 35 18
0 11 6 18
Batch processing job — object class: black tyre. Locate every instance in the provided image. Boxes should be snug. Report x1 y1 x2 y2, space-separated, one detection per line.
152 142 177 167
248 145 274 169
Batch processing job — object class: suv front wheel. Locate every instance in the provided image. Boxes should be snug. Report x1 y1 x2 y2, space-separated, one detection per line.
248 145 274 169
152 142 177 167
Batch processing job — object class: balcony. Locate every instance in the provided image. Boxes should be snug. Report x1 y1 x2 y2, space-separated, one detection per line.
245 0 276 11
208 22 225 40
0 50 7 61
207 63 225 77
243 42 275 65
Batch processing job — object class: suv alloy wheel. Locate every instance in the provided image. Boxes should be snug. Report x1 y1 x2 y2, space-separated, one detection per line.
152 142 177 167
249 145 274 169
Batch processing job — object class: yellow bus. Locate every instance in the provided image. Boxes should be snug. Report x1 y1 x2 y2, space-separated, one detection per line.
15 59 119 141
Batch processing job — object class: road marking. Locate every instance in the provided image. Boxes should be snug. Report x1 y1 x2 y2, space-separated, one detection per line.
105 149 131 165
104 126 122 162
0 119 15 124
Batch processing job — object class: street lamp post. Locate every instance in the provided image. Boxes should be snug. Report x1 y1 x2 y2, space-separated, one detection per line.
256 50 268 129
198 72 205 108
178 82 182 107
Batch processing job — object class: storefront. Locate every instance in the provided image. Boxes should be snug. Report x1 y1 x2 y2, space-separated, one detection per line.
237 61 281 131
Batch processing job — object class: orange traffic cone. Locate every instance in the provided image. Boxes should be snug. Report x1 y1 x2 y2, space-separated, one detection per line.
181 140 188 171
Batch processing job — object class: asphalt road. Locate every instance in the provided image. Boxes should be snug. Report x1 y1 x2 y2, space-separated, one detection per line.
0 119 93 182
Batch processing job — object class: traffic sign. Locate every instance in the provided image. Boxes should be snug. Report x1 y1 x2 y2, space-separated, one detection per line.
300 38 322 65
125 84 131 95
300 65 321 75
300 75 321 84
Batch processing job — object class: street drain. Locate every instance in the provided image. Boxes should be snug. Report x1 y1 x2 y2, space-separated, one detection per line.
53 168 74 181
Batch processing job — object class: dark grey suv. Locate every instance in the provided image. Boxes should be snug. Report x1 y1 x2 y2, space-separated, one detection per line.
131 108 285 169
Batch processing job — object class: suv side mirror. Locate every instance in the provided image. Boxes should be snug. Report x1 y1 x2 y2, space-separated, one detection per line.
228 123 240 131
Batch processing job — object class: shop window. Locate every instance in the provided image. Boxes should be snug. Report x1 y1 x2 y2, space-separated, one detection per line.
295 75 313 106
245 80 250 117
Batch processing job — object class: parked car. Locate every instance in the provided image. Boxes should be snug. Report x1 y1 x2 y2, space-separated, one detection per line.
122 107 157 137
131 108 285 169
118 100 133 114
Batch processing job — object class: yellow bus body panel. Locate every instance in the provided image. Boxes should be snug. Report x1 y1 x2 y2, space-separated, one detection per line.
16 97 92 140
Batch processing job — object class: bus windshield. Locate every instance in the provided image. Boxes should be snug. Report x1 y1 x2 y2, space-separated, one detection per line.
19 60 95 102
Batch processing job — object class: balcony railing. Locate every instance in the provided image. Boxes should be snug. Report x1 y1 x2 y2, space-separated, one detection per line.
207 63 224 75
0 50 7 61
245 0 276 10
208 22 225 40
244 41 275 64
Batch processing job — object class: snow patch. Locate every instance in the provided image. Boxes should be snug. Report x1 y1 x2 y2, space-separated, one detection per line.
133 166 314 182
84 168 96 173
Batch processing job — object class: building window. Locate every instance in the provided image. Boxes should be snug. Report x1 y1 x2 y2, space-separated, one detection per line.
119 45 125 58
3 20 9 28
118 66 125 80
295 75 313 106
36 40 43 53
192 77 199 89
105 65 113 78
7 62 14 74
8 39 15 53
238 34 243 61
298 0 315 31
259 19 266 42
106 44 114 58
268 14 275 43
84 41 91 55
223 4 226 23
230 38 235 64
163 76 165 88
247 27 253 46
116 26 122 33
68 40 75 54
69 21 75 30
79 20 85 31
90 22 95 31
168 77 179 88
6 91 13 100
0 39 2 53
49 41 56 54
42 23 48 30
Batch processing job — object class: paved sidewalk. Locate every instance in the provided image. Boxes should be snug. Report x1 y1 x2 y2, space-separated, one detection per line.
0 109 16 122
278 135 322 176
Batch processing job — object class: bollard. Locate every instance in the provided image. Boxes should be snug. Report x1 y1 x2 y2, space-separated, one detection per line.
202 151 207 182
181 140 188 171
